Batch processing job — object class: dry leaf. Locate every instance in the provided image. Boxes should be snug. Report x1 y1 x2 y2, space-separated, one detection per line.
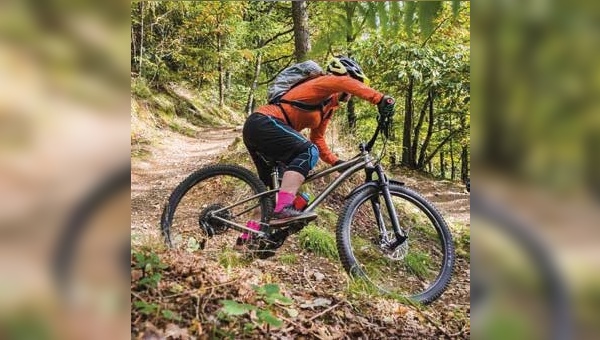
164 323 189 340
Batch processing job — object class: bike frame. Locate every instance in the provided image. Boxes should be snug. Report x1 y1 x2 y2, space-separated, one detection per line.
209 126 407 246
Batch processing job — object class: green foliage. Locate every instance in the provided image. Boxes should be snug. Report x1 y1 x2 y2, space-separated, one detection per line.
298 224 338 260
218 249 251 269
133 300 159 315
278 253 298 265
253 283 293 305
131 0 470 180
133 250 168 289
347 277 382 299
417 1 443 38
403 1 417 38
404 251 432 278
456 228 470 260
220 300 257 316
219 283 292 329
161 309 182 321
131 77 152 98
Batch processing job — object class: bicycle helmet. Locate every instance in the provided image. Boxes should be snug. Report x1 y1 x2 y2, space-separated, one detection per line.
326 56 370 85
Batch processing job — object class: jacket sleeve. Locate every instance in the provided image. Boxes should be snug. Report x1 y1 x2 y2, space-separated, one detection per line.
309 96 339 165
310 116 338 165
312 75 384 105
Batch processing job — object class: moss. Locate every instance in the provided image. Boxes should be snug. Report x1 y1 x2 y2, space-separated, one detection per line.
297 224 338 260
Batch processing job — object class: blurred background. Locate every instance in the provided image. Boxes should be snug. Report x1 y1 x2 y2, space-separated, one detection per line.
0 0 130 339
0 0 598 339
472 0 600 339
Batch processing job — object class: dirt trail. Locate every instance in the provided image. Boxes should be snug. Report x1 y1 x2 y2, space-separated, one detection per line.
131 127 241 238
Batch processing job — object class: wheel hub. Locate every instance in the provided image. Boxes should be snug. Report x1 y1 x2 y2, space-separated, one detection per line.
198 204 232 237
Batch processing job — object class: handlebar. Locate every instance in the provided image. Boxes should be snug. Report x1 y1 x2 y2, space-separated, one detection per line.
364 110 395 152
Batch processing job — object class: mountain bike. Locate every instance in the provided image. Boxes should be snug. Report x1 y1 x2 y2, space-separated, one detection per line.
160 113 455 304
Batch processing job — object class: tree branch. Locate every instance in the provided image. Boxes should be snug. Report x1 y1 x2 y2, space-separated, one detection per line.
421 126 468 167
260 27 294 47
263 54 294 65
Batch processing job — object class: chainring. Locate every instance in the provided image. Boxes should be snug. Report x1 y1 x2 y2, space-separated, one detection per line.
247 223 304 259
198 204 232 237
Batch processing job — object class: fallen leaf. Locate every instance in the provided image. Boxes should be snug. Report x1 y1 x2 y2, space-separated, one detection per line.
131 269 143 281
164 323 189 340
300 297 332 309
396 306 410 316
313 271 325 281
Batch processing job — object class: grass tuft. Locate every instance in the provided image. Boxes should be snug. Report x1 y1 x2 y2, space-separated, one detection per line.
297 224 338 260
278 253 298 265
404 251 432 278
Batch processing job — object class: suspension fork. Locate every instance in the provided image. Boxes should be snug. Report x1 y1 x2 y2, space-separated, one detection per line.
370 165 407 248
364 167 388 242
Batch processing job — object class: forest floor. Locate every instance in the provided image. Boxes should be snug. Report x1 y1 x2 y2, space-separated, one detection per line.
131 121 471 339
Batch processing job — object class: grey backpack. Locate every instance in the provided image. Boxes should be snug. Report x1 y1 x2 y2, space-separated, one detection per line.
266 61 332 122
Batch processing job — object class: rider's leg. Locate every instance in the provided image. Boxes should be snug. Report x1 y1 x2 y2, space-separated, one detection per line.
270 145 319 226
274 170 304 212
242 113 317 226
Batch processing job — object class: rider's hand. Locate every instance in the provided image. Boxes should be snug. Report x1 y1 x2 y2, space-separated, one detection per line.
377 95 395 119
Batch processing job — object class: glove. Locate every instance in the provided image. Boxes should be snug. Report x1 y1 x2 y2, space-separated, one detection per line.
377 95 395 118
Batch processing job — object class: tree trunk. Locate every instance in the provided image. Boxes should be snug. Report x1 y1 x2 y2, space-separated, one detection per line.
138 1 144 77
246 52 262 115
412 92 431 167
417 88 435 169
450 139 456 180
402 76 414 167
440 151 445 178
291 0 310 62
461 145 469 182
460 111 469 182
347 98 356 130
218 34 224 108
131 25 136 73
344 2 357 132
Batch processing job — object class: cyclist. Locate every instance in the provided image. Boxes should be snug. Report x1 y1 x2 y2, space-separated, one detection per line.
242 56 395 231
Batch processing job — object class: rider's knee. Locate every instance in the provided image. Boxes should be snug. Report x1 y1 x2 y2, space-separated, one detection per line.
308 144 319 170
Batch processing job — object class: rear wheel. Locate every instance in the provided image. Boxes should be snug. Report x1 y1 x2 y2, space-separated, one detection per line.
161 164 273 257
337 183 454 304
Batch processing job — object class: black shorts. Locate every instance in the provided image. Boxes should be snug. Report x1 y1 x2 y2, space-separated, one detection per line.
243 112 312 187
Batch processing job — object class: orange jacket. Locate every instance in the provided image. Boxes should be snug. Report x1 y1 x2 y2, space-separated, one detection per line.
256 74 384 165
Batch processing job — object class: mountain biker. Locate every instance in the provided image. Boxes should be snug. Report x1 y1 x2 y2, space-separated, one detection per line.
242 56 395 230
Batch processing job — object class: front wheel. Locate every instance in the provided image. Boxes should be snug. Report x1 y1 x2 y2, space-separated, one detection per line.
337 183 454 304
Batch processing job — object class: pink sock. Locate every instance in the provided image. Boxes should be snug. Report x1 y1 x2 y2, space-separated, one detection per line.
275 190 295 212
240 220 261 240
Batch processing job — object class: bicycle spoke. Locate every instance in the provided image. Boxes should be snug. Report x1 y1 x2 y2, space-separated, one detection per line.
163 165 272 259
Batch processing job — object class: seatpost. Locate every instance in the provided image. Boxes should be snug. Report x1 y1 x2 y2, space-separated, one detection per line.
271 167 280 190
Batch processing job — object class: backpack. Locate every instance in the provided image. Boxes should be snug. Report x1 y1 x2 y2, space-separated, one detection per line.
267 60 332 115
